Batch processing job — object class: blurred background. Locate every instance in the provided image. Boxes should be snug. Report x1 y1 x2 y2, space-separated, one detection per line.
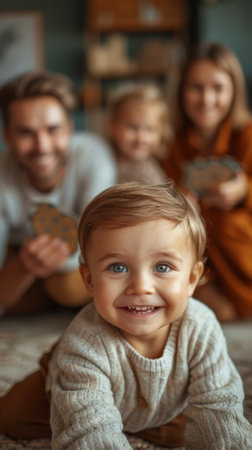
1 0 252 143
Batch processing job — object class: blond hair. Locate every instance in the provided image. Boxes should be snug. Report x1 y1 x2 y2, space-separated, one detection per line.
78 182 207 270
107 83 172 156
173 41 251 133
0 70 77 126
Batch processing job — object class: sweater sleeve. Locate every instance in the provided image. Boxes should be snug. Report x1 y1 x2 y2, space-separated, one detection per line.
237 124 252 211
162 140 184 184
184 314 252 449
50 334 132 450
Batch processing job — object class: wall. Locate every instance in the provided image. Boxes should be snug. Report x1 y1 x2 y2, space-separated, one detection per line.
0 0 85 149
1 0 252 146
199 0 252 106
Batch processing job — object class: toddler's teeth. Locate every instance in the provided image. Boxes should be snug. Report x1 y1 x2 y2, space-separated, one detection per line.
125 306 157 313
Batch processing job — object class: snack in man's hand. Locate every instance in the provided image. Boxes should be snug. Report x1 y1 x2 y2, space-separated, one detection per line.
32 203 78 254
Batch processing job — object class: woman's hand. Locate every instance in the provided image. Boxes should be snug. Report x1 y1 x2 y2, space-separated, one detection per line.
202 171 248 210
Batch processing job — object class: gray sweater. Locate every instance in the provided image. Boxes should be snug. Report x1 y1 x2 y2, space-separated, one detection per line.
48 299 252 449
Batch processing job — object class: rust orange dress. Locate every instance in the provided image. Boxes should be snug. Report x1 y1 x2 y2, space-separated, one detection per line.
162 119 252 318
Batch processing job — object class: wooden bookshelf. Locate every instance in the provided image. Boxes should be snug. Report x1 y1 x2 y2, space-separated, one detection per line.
86 0 187 32
82 0 189 130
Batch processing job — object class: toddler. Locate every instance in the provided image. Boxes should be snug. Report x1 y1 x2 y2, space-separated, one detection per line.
107 84 170 184
48 182 252 449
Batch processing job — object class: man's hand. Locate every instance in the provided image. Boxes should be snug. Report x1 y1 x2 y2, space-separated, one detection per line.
19 234 71 278
202 172 248 210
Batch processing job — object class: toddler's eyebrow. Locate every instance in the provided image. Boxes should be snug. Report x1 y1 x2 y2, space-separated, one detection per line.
98 250 183 263
152 251 183 262
98 252 125 262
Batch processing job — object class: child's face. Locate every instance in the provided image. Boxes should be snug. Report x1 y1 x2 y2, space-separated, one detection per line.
182 59 234 135
80 219 203 356
110 101 164 161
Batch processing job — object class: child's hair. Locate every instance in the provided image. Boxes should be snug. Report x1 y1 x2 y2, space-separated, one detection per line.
107 83 172 156
173 41 251 133
0 70 77 126
78 182 207 269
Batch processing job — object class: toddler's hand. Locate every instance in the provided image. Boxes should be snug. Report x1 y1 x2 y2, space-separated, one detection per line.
202 171 248 210
19 234 70 278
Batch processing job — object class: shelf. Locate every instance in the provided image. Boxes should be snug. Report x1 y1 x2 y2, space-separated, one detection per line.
83 0 189 123
86 0 187 32
87 67 170 79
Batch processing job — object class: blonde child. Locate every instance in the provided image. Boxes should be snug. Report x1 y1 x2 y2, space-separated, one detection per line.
107 84 170 184
162 42 252 321
47 183 251 448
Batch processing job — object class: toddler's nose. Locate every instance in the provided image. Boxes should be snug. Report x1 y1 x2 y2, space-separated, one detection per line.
125 271 154 295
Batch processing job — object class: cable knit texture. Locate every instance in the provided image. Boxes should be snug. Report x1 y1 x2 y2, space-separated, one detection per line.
48 299 252 449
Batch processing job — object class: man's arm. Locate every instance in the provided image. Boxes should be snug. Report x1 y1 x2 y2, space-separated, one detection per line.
0 235 70 311
0 257 36 310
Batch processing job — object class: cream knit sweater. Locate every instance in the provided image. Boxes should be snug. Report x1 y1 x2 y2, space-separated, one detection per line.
48 299 252 449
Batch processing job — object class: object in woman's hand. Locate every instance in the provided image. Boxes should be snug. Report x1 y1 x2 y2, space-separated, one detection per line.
182 156 241 196
32 203 78 254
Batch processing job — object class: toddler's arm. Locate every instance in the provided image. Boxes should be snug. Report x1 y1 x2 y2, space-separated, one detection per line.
50 334 132 450
184 315 252 448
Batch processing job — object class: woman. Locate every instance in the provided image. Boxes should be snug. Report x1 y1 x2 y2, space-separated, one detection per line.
162 41 252 321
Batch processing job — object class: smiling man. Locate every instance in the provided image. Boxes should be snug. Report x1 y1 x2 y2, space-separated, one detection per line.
0 71 116 314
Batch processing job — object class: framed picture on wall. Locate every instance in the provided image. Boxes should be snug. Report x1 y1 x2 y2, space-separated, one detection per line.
0 11 44 87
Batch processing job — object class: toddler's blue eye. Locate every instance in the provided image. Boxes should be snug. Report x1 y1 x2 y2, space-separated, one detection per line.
154 264 170 273
109 263 127 273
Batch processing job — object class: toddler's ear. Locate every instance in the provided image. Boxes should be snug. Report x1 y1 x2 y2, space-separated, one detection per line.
187 261 204 297
79 263 94 295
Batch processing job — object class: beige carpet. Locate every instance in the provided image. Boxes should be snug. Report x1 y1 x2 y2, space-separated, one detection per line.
0 310 251 449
